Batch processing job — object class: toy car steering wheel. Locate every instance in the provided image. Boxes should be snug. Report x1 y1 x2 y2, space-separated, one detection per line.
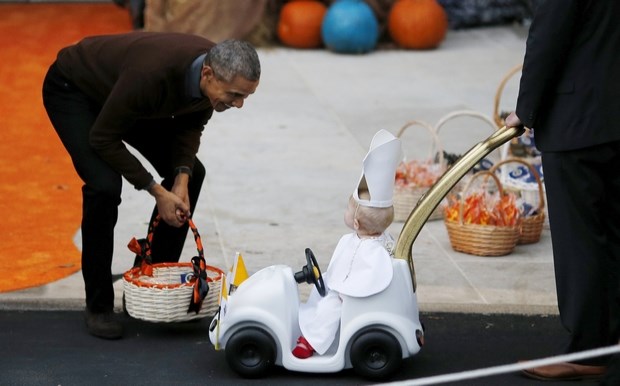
294 248 326 297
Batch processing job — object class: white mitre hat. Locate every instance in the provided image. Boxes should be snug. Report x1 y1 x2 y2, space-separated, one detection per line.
353 129 403 208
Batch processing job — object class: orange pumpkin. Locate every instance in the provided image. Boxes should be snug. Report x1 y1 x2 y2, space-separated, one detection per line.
388 0 448 50
277 1 327 49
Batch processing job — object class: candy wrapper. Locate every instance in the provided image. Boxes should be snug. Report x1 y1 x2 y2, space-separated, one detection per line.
395 159 445 188
444 190 521 227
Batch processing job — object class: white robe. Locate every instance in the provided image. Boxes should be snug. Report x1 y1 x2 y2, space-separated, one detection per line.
298 232 394 355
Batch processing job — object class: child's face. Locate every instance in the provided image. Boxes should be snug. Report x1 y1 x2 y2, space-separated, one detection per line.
344 196 357 230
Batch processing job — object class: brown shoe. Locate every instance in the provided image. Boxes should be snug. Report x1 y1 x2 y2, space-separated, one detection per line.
84 309 123 340
521 362 606 381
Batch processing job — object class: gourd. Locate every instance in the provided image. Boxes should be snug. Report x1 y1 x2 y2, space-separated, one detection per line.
277 1 327 49
321 0 379 54
388 0 448 50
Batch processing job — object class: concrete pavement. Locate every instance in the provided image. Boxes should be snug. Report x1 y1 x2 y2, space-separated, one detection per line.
0 24 558 316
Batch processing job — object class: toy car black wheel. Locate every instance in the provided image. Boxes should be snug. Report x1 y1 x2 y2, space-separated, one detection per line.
225 328 276 378
350 329 402 381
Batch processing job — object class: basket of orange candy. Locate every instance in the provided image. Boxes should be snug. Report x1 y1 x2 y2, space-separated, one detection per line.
444 170 521 256
393 120 447 222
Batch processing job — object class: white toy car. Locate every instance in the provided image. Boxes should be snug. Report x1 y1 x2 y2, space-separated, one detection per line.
208 125 524 381
209 248 424 380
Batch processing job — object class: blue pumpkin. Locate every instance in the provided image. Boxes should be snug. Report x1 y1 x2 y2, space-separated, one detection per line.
321 0 379 54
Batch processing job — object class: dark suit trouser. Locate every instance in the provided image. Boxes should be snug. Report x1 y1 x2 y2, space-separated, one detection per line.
42 63 205 313
542 141 620 365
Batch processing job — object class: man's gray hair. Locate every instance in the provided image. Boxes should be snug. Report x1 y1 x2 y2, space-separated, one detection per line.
205 39 261 82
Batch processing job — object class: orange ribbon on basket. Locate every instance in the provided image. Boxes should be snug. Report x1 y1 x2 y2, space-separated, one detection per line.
187 221 209 314
126 216 161 277
188 255 209 314
127 236 153 276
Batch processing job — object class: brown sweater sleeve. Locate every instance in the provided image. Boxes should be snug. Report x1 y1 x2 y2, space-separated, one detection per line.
170 110 212 171
88 69 162 189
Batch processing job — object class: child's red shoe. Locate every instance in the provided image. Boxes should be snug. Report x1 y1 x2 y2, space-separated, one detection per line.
292 336 314 359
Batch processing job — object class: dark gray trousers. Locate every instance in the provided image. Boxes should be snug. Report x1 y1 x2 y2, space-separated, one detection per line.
542 141 620 365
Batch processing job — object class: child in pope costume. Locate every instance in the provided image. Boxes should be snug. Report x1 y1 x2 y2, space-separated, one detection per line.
293 129 403 359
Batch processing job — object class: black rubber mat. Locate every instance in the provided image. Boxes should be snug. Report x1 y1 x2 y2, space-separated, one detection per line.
0 311 597 386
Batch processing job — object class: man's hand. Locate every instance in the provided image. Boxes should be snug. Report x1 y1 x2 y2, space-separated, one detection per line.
504 112 522 128
171 172 190 212
504 112 531 137
148 183 190 227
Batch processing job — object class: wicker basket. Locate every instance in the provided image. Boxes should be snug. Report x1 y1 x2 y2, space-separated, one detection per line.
490 158 545 244
122 217 225 323
393 120 446 222
444 171 521 256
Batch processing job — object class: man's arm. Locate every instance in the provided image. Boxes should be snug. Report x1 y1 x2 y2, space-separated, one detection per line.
515 0 581 129
88 71 161 190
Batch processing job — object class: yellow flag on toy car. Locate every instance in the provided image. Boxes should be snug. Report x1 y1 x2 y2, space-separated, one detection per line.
218 274 228 318
229 252 249 294
214 274 228 350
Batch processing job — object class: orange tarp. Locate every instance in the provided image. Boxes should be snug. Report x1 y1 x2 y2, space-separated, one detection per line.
0 3 131 292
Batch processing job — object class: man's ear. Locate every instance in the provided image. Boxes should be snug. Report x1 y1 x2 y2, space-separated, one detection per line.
202 65 215 80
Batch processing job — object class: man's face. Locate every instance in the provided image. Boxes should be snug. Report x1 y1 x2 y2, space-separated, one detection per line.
200 65 259 112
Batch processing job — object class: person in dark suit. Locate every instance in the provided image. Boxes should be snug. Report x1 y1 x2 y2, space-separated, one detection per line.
42 32 260 339
504 0 620 381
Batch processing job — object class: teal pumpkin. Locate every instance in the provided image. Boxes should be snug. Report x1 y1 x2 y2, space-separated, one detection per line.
321 0 379 54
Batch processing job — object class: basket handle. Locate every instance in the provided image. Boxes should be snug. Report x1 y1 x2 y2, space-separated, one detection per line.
396 119 444 165
493 64 523 128
434 110 504 162
434 110 498 135
489 157 545 213
127 215 204 273
456 170 504 225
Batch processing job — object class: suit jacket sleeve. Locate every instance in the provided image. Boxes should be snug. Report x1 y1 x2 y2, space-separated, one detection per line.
515 0 581 129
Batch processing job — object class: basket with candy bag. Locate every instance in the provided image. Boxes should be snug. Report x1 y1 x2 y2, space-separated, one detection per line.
444 170 521 256
122 216 225 322
393 120 447 222
490 158 545 244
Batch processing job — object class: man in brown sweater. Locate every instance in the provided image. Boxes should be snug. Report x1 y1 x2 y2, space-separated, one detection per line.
42 32 260 339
